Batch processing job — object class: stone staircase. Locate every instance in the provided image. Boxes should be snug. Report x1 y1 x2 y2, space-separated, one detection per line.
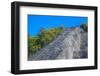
28 27 87 61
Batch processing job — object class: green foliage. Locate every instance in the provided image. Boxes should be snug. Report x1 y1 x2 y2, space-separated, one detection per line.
28 36 41 55
28 25 65 55
80 24 88 32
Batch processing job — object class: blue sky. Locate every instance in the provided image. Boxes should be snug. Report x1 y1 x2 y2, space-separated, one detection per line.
28 15 88 36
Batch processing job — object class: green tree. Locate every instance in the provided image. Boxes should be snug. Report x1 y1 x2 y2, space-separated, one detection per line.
38 27 47 47
59 25 65 30
28 36 41 55
80 24 88 32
